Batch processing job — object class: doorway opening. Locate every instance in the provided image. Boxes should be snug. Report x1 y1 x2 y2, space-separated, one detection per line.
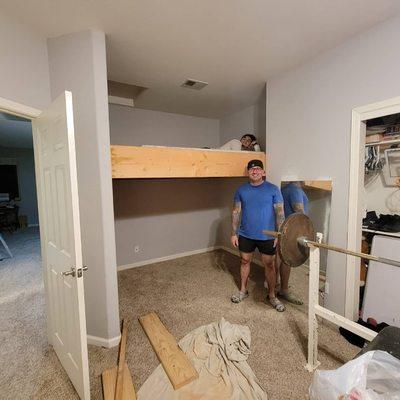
0 109 49 398
347 96 400 321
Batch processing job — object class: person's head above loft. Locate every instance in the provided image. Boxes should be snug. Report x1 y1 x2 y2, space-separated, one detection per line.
240 134 259 151
219 134 261 152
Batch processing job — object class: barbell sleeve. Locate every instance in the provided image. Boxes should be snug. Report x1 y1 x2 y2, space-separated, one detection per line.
300 238 400 269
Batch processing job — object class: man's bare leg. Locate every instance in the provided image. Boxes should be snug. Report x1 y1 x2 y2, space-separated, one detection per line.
262 254 285 311
279 260 303 305
231 252 252 303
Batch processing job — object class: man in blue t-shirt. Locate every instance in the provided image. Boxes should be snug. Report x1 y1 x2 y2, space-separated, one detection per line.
230 159 286 312
279 181 309 305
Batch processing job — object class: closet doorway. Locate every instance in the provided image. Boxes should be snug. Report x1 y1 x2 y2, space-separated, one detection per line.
347 96 400 321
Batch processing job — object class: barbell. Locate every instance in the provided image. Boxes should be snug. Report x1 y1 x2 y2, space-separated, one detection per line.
263 213 400 268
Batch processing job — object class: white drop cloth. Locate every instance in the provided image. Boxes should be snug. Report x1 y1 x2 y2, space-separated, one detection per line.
138 318 267 400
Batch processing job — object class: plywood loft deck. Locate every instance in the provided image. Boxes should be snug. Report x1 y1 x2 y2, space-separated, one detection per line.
111 145 266 179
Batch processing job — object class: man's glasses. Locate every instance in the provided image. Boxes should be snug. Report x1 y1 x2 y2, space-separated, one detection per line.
249 167 263 172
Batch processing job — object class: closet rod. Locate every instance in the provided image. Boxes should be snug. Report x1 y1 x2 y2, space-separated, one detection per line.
365 138 400 147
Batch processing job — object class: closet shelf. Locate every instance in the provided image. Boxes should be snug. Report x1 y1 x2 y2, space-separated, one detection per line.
365 138 400 147
362 228 400 238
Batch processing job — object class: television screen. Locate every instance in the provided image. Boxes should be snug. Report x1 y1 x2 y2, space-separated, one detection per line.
0 165 19 199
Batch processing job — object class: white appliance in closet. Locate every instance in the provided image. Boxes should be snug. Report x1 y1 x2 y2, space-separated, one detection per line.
362 235 400 328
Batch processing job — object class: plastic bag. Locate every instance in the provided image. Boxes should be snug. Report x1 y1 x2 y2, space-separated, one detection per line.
309 350 400 400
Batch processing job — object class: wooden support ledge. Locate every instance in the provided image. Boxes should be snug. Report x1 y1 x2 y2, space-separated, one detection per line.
111 145 266 179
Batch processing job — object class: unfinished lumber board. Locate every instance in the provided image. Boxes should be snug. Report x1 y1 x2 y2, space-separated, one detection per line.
139 312 198 390
111 145 266 178
102 363 136 400
115 320 128 400
304 180 332 191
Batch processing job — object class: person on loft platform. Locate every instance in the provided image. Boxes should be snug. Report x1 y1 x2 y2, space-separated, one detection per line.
230 159 286 312
220 134 261 151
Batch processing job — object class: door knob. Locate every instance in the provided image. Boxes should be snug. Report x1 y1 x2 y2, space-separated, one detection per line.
62 266 88 278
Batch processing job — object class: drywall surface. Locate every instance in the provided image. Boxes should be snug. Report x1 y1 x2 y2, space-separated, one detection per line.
47 30 119 342
109 105 219 148
266 15 400 314
365 165 400 215
0 11 50 109
220 105 256 147
109 105 225 266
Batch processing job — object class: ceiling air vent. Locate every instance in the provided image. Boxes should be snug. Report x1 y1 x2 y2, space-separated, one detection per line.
181 79 208 90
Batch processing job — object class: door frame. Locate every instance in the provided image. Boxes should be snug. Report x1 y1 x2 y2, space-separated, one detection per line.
346 95 400 320
0 96 53 340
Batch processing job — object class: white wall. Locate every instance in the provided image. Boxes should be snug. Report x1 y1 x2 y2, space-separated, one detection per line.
109 106 226 266
266 15 400 315
219 87 266 151
110 105 219 148
220 105 256 146
0 11 50 109
365 165 400 215
0 146 39 226
47 30 120 343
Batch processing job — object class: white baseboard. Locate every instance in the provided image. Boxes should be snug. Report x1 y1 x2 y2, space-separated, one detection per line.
117 246 220 271
87 333 121 348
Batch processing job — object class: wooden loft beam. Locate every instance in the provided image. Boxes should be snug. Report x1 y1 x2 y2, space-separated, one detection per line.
111 145 266 179
304 180 332 191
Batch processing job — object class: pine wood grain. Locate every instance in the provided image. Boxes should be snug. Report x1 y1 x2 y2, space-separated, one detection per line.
115 320 128 400
111 145 266 178
139 312 198 390
102 363 136 400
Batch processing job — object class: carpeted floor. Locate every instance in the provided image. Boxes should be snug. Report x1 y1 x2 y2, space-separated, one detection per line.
0 231 359 399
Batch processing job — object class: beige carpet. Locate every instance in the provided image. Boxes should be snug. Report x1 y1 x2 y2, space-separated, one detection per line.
0 234 359 400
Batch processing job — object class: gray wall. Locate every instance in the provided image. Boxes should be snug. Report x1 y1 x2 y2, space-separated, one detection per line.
0 11 50 109
109 106 225 266
110 105 219 148
0 146 39 226
220 88 266 152
266 15 400 315
47 30 120 342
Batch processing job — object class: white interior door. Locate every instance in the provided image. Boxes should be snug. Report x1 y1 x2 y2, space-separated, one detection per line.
32 91 90 400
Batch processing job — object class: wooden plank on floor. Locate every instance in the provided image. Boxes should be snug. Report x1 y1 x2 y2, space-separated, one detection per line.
139 312 198 390
115 320 128 400
102 363 137 400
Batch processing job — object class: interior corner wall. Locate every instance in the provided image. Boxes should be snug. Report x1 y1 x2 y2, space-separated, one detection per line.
255 85 267 152
0 11 50 109
219 105 256 146
47 30 120 342
109 106 225 266
266 15 400 315
0 146 39 225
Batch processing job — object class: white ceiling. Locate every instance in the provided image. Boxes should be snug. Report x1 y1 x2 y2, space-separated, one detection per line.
1 0 400 117
0 113 33 149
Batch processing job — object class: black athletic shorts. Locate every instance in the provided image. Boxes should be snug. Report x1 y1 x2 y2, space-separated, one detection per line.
238 235 276 255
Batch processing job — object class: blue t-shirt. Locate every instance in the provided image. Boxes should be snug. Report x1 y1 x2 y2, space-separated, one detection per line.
281 183 309 217
234 181 283 240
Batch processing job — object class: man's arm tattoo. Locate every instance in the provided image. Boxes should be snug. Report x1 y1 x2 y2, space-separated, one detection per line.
274 203 285 231
231 201 241 235
292 202 305 214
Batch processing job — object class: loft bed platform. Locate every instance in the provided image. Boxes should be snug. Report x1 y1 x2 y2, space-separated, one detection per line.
111 145 266 179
